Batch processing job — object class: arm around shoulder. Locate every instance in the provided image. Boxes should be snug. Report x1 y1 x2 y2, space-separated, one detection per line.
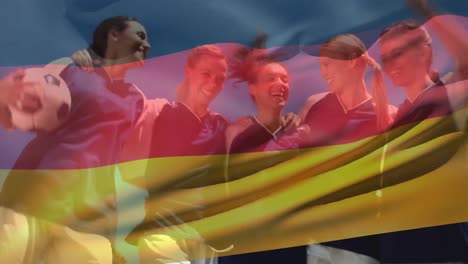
298 92 328 123
225 117 252 152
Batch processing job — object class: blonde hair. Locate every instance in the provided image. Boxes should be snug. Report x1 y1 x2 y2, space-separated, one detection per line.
320 34 391 131
187 44 226 68
176 45 227 101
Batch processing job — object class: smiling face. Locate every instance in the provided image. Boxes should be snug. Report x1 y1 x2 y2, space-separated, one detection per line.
108 21 151 66
185 54 228 107
249 62 289 111
319 56 352 94
380 28 431 88
318 34 368 95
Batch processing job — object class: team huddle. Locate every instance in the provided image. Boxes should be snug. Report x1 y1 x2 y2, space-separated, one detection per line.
0 0 468 263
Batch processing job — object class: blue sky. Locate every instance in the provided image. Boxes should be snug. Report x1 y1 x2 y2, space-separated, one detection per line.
0 0 467 65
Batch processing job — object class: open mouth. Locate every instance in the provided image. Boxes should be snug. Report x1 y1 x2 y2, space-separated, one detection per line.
389 68 402 79
134 47 147 59
270 88 287 102
201 87 217 98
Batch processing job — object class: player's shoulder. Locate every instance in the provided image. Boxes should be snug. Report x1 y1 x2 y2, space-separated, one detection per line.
227 116 253 134
146 98 170 112
233 115 252 125
208 110 228 123
226 116 253 149
299 92 330 121
45 57 75 75
51 57 83 78
56 58 107 84
305 92 329 105
136 98 170 121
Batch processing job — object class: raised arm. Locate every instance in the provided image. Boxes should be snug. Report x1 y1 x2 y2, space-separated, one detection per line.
71 48 104 69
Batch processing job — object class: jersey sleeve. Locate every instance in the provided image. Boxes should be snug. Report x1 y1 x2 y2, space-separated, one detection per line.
118 98 170 187
225 116 253 153
298 92 329 123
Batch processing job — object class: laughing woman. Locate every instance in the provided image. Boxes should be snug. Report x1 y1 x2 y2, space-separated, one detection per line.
219 37 307 264
297 33 396 264
226 47 301 154
299 33 395 147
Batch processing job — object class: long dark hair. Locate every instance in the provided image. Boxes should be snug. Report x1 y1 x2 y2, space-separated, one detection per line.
90 16 139 58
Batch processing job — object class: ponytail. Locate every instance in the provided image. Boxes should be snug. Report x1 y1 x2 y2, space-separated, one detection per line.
363 54 391 131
